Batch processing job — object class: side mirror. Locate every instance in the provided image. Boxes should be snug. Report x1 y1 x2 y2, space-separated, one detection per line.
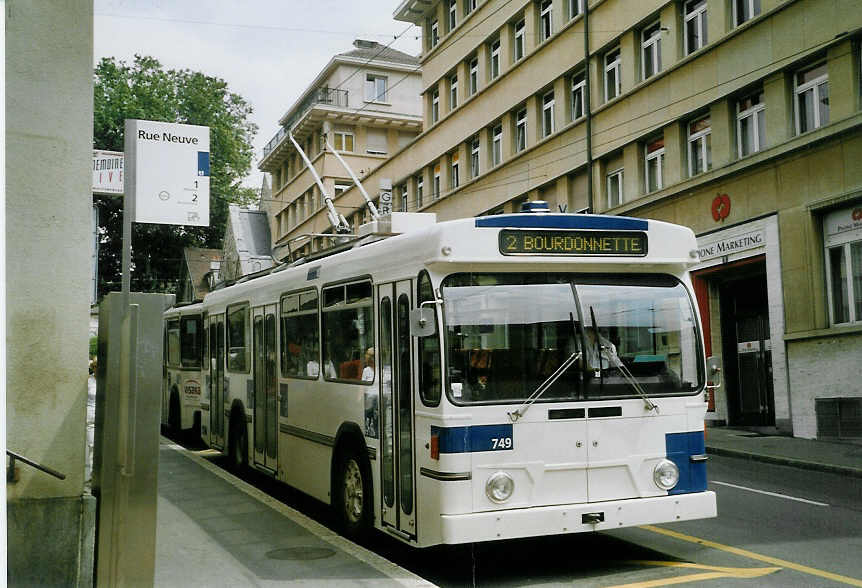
706 356 722 389
409 307 436 337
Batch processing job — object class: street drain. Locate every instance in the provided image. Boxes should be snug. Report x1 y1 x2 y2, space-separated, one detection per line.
266 547 336 561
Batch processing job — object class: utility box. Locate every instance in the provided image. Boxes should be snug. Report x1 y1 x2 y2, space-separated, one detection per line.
93 292 174 586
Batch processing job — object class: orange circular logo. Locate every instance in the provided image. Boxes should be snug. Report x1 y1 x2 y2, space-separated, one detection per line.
711 194 731 222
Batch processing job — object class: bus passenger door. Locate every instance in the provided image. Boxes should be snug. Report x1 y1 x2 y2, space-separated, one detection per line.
209 314 225 450
253 305 278 472
378 281 417 539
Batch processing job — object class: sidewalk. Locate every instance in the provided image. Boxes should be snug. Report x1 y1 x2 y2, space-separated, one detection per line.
705 425 862 478
156 439 434 587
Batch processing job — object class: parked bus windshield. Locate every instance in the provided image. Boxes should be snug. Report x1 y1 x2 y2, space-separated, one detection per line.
442 273 703 404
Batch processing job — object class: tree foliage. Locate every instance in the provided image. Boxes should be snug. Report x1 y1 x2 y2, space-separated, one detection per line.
94 55 258 298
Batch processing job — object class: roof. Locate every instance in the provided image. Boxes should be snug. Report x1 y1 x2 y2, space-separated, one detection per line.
228 205 274 276
337 40 419 66
182 247 222 302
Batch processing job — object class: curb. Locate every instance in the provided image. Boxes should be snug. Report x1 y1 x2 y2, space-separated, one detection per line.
706 446 862 479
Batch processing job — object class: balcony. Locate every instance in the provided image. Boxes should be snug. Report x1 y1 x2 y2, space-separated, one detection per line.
262 87 349 160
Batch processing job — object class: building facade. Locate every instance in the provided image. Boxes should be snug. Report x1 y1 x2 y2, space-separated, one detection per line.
264 0 862 440
258 39 423 258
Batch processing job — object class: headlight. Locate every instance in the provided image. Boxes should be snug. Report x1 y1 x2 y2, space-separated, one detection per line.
485 471 515 503
653 459 680 490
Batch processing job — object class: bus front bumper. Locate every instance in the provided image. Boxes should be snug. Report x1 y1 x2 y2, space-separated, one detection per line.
440 491 716 544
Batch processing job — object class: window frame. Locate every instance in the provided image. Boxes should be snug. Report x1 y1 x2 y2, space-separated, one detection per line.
464 0 477 16
333 130 354 152
431 88 440 124
606 168 624 208
491 123 503 166
540 0 553 42
794 62 829 135
280 288 320 380
515 108 527 152
430 19 439 48
824 208 862 326
490 38 501 80
684 0 708 55
733 0 761 26
399 184 408 212
568 0 583 20
448 0 457 32
321 280 375 384
449 74 458 110
433 164 441 200
514 18 526 61
470 136 481 178
542 90 555 138
687 115 712 177
641 21 662 80
416 175 424 208
736 90 766 158
571 70 586 121
226 302 250 374
644 136 665 193
180 314 203 368
365 74 388 103
604 47 621 102
469 57 479 95
417 270 442 406
450 154 460 189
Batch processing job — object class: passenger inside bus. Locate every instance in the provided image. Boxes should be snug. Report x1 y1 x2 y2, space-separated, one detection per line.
361 348 375 382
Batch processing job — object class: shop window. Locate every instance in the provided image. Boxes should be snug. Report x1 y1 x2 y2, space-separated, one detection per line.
824 206 862 325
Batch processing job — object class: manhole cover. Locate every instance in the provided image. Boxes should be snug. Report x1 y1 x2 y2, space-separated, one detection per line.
266 547 336 561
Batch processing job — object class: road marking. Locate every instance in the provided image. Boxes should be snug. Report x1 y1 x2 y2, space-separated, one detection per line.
642 524 862 587
712 480 829 506
606 561 780 587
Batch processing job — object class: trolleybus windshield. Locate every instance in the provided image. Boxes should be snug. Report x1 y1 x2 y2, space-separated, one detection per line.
441 273 703 404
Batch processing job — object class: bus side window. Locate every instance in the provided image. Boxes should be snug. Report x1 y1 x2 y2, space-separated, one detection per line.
226 304 249 372
180 315 202 368
321 281 374 383
418 271 441 406
167 319 181 367
280 289 320 379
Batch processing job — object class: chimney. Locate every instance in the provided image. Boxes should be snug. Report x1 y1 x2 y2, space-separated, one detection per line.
354 39 379 49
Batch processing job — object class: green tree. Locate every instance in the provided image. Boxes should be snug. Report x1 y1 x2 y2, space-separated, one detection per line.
93 55 258 298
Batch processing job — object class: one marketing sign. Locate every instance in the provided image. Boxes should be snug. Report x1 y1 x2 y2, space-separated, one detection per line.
124 119 210 226
93 150 124 195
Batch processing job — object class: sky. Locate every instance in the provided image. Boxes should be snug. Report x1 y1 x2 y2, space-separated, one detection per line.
94 0 422 189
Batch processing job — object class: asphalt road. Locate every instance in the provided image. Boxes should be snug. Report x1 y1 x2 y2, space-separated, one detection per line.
195 437 862 587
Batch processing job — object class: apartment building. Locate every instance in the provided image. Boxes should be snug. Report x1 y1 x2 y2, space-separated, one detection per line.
263 0 862 440
258 39 422 258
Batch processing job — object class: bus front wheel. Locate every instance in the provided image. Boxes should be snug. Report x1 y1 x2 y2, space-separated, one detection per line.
335 448 372 539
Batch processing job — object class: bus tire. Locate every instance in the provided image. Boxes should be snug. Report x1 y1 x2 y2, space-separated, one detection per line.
168 388 181 437
334 446 372 540
228 407 248 472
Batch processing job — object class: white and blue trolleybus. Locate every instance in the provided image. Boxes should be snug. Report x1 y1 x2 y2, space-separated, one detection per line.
168 205 718 546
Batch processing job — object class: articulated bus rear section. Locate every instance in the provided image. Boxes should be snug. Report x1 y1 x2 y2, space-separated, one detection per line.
162 303 205 440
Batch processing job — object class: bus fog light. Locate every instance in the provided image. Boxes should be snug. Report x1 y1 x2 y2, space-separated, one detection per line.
653 459 679 490
485 472 515 503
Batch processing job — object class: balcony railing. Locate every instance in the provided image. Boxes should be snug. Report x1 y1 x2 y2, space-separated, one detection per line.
262 87 349 159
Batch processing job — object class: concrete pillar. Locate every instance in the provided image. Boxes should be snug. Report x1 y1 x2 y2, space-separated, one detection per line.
663 121 684 187
524 1 539 53
623 142 642 202
552 0 565 37
7 1 96 585
499 23 512 71
553 77 568 134
619 30 636 95
477 41 490 86
456 59 469 105
763 70 792 145
526 95 539 146
501 111 515 160
707 0 729 48
660 2 681 67
710 99 733 170
827 40 857 123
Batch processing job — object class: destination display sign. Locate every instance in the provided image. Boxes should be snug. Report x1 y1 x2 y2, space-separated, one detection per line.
499 229 648 256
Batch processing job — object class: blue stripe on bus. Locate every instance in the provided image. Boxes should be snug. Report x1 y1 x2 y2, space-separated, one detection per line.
474 214 648 231
665 431 708 495
431 424 514 453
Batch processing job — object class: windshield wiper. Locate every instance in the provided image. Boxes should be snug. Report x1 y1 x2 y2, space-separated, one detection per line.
508 350 582 422
589 305 658 413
